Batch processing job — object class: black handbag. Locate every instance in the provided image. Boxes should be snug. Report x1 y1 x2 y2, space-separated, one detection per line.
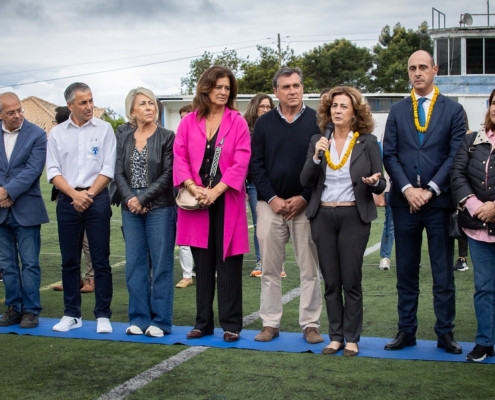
449 210 465 238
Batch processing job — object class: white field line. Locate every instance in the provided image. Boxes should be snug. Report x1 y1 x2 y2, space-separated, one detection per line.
97 242 381 399
97 346 208 400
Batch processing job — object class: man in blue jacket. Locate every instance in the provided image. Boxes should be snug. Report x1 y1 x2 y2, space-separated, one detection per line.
0 92 49 328
383 51 465 353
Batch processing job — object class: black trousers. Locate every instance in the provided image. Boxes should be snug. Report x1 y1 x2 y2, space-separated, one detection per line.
457 236 468 258
190 195 243 333
310 205 370 343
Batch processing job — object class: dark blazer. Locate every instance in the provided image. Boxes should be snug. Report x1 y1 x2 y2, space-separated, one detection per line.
301 133 385 223
383 93 465 209
114 126 175 210
0 119 49 226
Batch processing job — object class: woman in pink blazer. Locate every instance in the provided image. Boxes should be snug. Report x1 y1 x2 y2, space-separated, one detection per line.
173 66 251 342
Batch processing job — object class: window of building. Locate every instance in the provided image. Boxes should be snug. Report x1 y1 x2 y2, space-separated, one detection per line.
366 97 404 113
486 38 495 74
437 37 461 76
466 38 495 74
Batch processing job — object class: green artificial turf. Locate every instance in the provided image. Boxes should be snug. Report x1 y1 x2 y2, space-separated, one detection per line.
0 172 491 400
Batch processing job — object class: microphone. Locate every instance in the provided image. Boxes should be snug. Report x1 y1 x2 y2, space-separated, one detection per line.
318 122 334 160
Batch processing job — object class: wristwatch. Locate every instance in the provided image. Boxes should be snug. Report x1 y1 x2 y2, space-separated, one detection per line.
427 186 436 196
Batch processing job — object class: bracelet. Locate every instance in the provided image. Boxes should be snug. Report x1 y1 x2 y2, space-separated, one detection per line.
184 179 195 190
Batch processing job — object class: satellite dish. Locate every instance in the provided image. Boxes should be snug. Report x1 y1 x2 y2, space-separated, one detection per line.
460 13 473 26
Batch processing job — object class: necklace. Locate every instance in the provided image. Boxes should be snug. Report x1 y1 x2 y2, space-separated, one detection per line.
324 132 360 170
206 113 222 140
411 86 439 133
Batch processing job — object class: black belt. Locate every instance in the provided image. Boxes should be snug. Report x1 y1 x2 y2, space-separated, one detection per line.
75 187 90 191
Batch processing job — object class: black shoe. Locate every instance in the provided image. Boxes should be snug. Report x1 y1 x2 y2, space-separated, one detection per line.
384 331 417 350
454 258 469 272
0 306 22 326
437 332 462 354
20 312 39 329
466 344 494 362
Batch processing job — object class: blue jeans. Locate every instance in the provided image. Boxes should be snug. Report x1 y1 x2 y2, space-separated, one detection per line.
0 210 42 315
122 196 176 332
57 189 112 319
380 192 395 258
246 182 260 263
468 238 495 346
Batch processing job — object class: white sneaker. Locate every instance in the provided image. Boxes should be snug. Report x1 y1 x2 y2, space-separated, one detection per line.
96 317 113 333
379 258 390 271
145 325 165 338
52 316 82 332
126 325 144 335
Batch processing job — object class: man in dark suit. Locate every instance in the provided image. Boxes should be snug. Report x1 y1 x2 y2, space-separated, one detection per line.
383 50 466 353
0 92 49 328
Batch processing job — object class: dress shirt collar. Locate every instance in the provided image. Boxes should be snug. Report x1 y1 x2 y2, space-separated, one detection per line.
413 89 434 102
2 121 23 134
67 115 98 129
276 102 306 123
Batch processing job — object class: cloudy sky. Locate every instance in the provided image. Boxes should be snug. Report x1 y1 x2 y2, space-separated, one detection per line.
0 0 489 117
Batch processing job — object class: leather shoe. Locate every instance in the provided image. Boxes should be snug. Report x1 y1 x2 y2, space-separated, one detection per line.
437 332 462 354
53 278 84 291
223 331 240 342
384 331 417 350
343 343 359 357
186 329 213 339
176 278 193 288
80 278 94 293
322 342 345 355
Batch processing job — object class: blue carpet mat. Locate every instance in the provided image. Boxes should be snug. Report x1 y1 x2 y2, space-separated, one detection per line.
1 317 493 364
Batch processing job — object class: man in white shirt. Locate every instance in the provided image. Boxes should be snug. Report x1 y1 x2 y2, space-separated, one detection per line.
46 82 116 334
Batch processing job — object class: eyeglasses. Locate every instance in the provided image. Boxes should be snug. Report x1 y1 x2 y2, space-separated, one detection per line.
258 105 272 110
4 108 24 117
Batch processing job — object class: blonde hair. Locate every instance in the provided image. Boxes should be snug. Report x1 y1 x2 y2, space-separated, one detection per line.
125 87 159 126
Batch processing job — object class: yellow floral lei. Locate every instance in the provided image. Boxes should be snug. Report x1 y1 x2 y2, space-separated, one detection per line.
324 132 360 170
411 86 439 133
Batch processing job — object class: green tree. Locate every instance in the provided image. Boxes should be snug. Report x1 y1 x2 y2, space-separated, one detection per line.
301 39 373 92
180 49 243 95
103 108 126 133
237 45 301 93
371 21 433 92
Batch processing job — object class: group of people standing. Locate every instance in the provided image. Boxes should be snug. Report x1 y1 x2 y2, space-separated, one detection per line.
1 49 495 362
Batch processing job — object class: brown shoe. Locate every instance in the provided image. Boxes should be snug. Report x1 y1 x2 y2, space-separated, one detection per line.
53 283 64 291
53 278 84 291
303 327 324 344
343 343 359 357
80 278 94 293
175 278 193 288
322 342 345 355
254 326 280 342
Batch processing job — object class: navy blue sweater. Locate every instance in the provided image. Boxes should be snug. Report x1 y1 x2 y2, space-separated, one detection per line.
250 107 320 202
